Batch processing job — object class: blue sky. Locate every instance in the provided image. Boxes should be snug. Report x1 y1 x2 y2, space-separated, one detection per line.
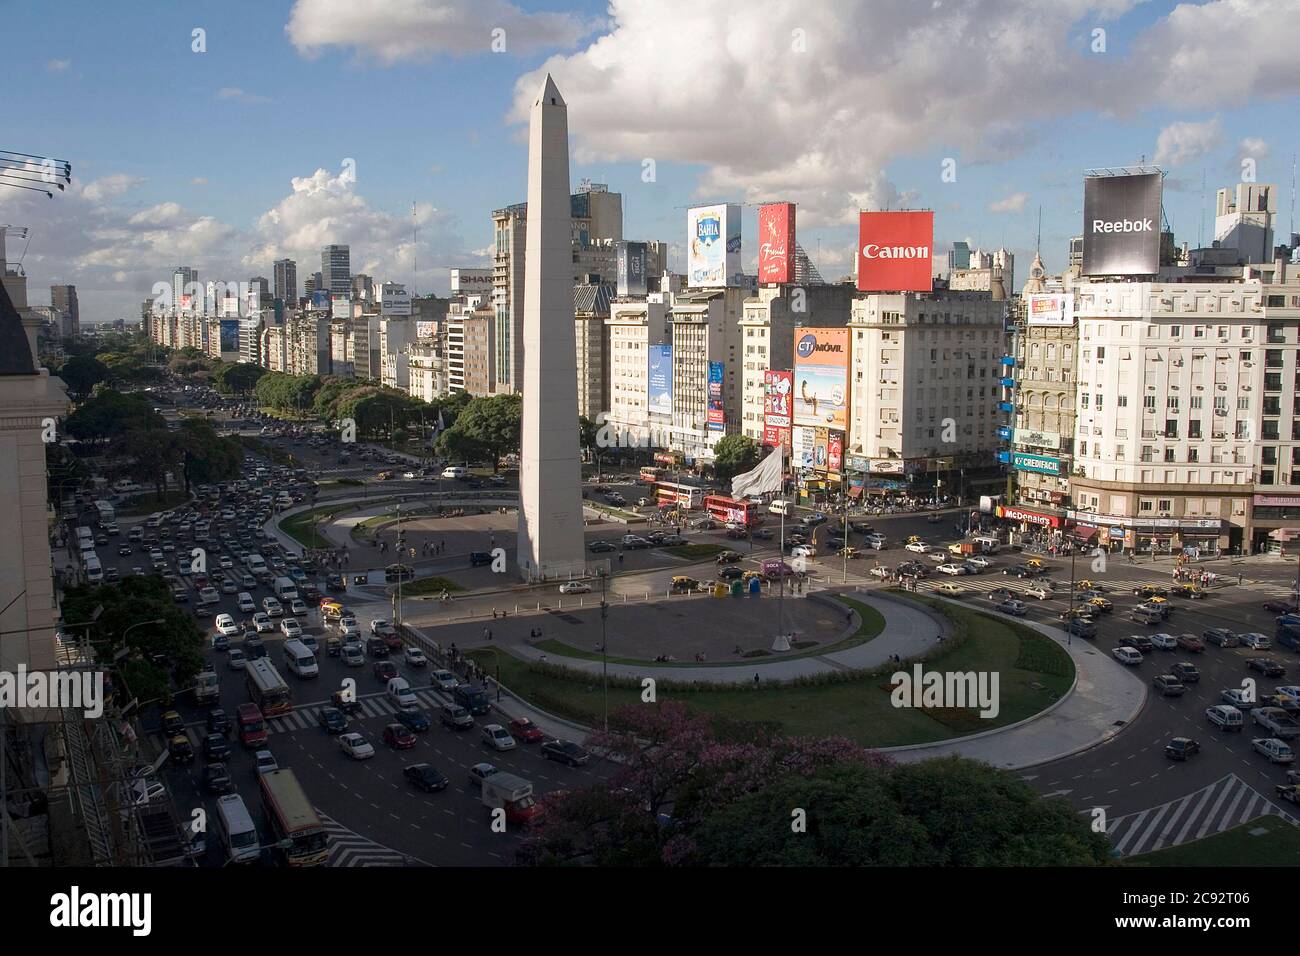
2 0 1298 321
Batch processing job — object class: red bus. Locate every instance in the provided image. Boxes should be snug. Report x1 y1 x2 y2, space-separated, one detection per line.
655 481 705 509
639 466 666 484
704 495 759 527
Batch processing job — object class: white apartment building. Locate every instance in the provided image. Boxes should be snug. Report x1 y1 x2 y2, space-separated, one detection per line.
408 342 445 403
605 297 670 446
446 312 467 393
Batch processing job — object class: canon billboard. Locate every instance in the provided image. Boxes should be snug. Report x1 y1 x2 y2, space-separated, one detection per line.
758 203 795 284
856 211 933 292
1082 172 1162 276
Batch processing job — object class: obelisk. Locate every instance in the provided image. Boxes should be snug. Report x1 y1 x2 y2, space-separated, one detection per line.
517 75 585 581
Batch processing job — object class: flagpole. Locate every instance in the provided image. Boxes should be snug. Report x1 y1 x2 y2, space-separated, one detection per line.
778 446 786 645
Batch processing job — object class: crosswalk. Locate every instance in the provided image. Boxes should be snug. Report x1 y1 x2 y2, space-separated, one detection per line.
321 814 420 867
1105 774 1297 857
267 688 448 734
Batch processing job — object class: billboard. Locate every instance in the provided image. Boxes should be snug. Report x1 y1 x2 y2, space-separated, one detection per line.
792 425 817 470
763 370 792 429
792 327 849 431
1026 293 1075 327
857 210 934 292
687 203 741 288
647 344 673 416
762 424 789 448
1012 452 1063 476
827 431 843 473
310 290 331 310
219 319 240 354
757 203 795 284
331 295 352 321
381 284 411 316
1013 427 1061 451
617 241 648 296
707 361 725 431
1082 172 1162 276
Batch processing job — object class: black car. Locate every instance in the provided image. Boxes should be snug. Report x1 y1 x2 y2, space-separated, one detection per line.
206 709 232 734
1170 662 1201 683
1119 635 1155 654
211 633 230 652
244 635 267 659
717 566 744 581
326 573 345 592
117 544 133 556
1203 628 1239 648
404 763 450 793
394 708 431 732
318 706 349 733
203 733 231 760
367 637 390 659
588 540 617 553
1263 600 1299 614
1248 658 1287 678
540 739 591 767
469 551 493 567
1164 737 1200 761
203 762 233 793
331 691 361 716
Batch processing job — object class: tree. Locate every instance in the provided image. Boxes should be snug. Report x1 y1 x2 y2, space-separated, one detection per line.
212 362 267 396
579 416 598 454
176 418 243 490
436 394 521 471
712 434 760 484
58 355 109 400
64 390 165 446
110 427 182 500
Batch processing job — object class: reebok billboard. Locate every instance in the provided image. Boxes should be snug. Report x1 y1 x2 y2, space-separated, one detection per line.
1082 172 1162 276
856 210 933 292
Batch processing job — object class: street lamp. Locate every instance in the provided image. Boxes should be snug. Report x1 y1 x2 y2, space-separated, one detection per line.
599 571 610 731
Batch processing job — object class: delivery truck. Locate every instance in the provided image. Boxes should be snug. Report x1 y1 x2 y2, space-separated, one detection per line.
480 772 538 826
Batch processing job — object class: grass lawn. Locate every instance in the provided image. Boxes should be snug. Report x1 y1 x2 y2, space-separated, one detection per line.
280 506 339 549
1126 815 1300 866
117 489 189 516
399 576 466 596
664 543 727 560
470 593 1074 746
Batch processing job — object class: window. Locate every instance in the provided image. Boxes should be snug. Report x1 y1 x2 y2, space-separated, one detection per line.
1170 326 1181 337
1262 469 1275 485
1158 500 1172 512
1081 394 1090 409
1189 420 1202 439
1165 419 1178 438
1263 420 1280 440
1140 500 1154 512
1143 395 1156 411
1140 446 1154 463
1118 395 1128 407
1095 394 1103 410
1263 446 1278 465
1164 448 1176 462
1167 396 1180 411
1097 347 1106 360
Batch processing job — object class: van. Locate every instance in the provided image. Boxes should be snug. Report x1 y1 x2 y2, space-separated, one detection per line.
865 533 887 550
767 499 792 516
441 466 468 480
282 638 318 679
236 703 267 748
971 536 1001 554
215 793 260 864
1206 704 1244 731
1131 606 1164 625
84 557 103 584
387 677 418 709
273 576 299 602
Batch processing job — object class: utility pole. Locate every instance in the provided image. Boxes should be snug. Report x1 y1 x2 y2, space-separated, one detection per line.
600 571 609 731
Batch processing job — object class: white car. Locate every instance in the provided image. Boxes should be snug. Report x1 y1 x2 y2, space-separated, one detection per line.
339 733 376 760
214 614 240 637
1112 646 1143 666
791 544 816 559
253 750 278 775
1024 584 1053 600
480 724 517 752
197 587 220 605
237 593 256 613
262 597 283 617
252 612 274 633
289 599 308 617
559 581 592 594
370 619 397 639
404 646 428 667
1148 632 1178 650
338 620 361 639
431 669 458 691
964 555 992 569
403 471 418 480
1239 632 1272 650
1222 688 1258 710
1251 737 1295 763
904 542 931 554
280 617 302 639
228 648 247 670
936 564 968 576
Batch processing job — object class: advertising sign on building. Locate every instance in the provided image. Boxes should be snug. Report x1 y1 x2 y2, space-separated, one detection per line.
827 431 843 473
762 424 789 448
310 290 331 310
996 505 1062 528
847 455 870 473
792 426 816 470
331 295 352 321
812 427 829 471
687 203 741 288
1025 293 1075 327
871 459 905 475
219 319 240 354
1013 427 1062 451
1012 452 1063 476
381 283 411 316
617 241 648 296
856 210 934 292
707 361 725 431
792 328 849 431
1082 172 1163 276
763 369 793 430
757 203 795 284
647 344 673 416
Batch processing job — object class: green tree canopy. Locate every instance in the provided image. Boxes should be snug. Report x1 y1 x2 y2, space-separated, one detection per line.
212 361 267 396
435 393 521 470
711 434 761 483
64 390 165 446
57 355 109 400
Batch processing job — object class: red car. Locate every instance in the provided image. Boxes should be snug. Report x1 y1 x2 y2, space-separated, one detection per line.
1176 633 1205 653
373 661 398 682
382 723 416 749
508 717 545 744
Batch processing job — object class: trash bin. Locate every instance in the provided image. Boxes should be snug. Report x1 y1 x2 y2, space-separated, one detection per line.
748 577 762 596
713 582 727 598
730 579 743 597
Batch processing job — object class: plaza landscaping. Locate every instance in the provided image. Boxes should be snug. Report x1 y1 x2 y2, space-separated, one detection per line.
469 592 1074 748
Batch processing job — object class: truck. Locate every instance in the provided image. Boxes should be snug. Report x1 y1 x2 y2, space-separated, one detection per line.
1252 707 1300 739
480 772 538 826
192 667 220 705
948 542 979 557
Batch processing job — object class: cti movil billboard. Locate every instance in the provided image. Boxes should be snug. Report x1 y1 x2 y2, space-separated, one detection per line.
856 210 934 292
792 327 849 432
688 203 741 288
757 202 796 284
1082 172 1162 276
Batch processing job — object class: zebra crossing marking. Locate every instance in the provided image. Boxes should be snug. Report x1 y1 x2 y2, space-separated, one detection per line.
320 813 424 867
1105 774 1298 857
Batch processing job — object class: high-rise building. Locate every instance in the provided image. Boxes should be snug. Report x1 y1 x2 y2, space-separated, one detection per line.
273 258 298 307
573 281 614 421
173 266 198 312
1215 182 1276 264
321 245 351 295
352 273 375 304
50 285 79 335
947 241 972 273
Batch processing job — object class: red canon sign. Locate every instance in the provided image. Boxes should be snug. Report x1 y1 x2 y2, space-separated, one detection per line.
856 210 934 293
758 203 795 284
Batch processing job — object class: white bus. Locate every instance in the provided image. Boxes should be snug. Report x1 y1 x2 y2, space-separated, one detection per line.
245 658 291 716
215 793 260 864
282 639 318 679
94 500 116 525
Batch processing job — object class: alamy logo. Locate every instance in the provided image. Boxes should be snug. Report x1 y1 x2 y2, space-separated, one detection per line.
1091 218 1153 234
889 664 1000 719
50 886 151 936
0 667 104 718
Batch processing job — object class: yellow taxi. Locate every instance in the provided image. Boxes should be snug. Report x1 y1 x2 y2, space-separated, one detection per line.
1085 596 1113 613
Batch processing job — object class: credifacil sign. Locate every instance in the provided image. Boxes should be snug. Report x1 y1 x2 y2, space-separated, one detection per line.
1012 452 1062 476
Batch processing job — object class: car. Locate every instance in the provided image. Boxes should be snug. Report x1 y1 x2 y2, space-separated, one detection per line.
1203 628 1238 648
370 619 397 639
326 572 346 591
383 723 417 750
559 581 592 594
210 632 230 653
441 704 474 730
262 597 283 617
279 617 302 639
540 739 591 766
1084 597 1113 614
1065 619 1098 638
253 750 278 775
933 582 966 598
339 732 376 760
1118 635 1155 654
201 761 233 794
1134 584 1169 599
1263 600 1299 614
468 762 498 789
996 599 1028 617
1175 633 1205 653
717 566 745 582
904 542 931 554
1112 646 1143 665
203 708 231 735
964 555 992 570
289 599 308 617
1009 564 1046 578
1170 662 1201 683
1221 688 1259 710
588 540 617 553
1022 583 1053 600
160 710 185 736
1148 632 1178 650
227 648 247 670
715 550 743 565
1164 737 1200 761
318 707 349 734
404 646 428 667
1239 632 1272 650
508 717 545 743
1251 737 1296 763
117 544 133 557
373 661 398 682
476 723 516 752
203 733 231 761
1248 658 1287 677
1206 704 1244 730
394 708 430 732
1152 674 1187 697
432 669 458 691
936 564 968 576
252 613 274 633
404 763 450 793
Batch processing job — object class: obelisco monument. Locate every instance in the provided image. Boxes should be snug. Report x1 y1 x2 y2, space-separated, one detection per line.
517 75 585 581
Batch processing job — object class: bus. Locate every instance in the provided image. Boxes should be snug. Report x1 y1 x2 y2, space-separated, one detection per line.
245 658 292 717
94 500 116 525
215 793 260 864
259 769 327 867
653 480 707 510
639 466 666 484
704 495 760 528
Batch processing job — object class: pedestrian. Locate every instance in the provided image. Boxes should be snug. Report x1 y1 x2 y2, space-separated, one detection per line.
618 553 624 565
492 608 497 619
846 608 853 624
753 673 760 687
1239 572 1244 586
487 628 493 641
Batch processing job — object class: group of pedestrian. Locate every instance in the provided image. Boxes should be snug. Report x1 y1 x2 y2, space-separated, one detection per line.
528 626 544 639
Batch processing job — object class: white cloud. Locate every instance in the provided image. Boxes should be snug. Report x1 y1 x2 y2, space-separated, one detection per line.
215 87 271 104
82 174 145 203
1236 137 1269 161
285 0 594 62
46 59 70 72
988 192 1028 214
1153 118 1223 167
190 177 208 186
